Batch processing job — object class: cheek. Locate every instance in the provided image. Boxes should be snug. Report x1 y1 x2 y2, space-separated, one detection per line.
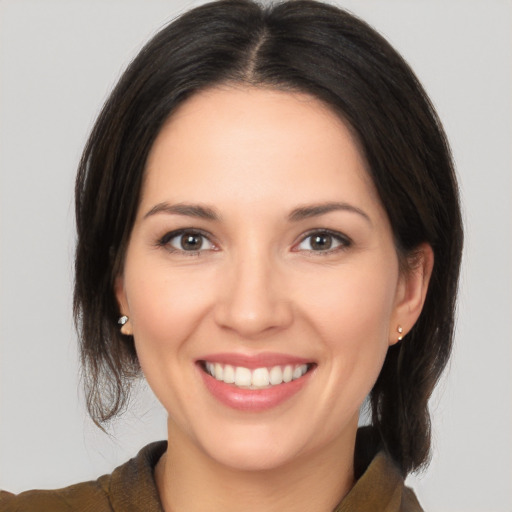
299 261 398 338
296 261 398 392
124 262 215 359
123 262 217 416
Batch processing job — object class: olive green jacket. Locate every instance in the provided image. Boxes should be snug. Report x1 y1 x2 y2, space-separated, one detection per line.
1 439 423 512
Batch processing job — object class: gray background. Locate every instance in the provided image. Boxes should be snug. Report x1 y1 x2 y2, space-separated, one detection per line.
0 1 510 510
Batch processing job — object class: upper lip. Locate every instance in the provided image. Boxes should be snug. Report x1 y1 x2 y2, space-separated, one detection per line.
197 352 314 369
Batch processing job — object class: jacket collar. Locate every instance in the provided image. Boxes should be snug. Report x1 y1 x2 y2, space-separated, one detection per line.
109 432 422 512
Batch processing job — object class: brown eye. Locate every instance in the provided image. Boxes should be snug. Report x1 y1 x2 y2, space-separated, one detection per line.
180 233 204 251
296 230 350 252
161 230 215 253
310 233 333 250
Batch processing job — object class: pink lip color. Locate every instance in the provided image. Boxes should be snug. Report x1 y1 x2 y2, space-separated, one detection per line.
197 357 313 412
198 352 311 369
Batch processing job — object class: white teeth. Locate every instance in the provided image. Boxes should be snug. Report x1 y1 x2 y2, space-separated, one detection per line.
214 362 223 381
223 364 235 384
293 365 306 379
235 367 252 387
252 368 270 387
283 365 293 383
269 366 283 385
204 362 310 389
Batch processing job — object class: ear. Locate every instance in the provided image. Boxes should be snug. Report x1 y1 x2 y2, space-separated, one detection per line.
389 243 434 346
114 275 133 336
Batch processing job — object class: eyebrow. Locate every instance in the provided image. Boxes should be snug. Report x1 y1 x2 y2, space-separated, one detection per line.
143 202 220 221
288 202 371 224
143 201 370 224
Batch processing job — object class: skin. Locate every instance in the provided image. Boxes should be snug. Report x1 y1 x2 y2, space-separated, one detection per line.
116 86 433 512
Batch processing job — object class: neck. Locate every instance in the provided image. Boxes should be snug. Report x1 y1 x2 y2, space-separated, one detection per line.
155 419 357 512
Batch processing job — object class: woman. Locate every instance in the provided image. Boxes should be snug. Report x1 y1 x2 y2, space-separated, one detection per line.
0 0 462 510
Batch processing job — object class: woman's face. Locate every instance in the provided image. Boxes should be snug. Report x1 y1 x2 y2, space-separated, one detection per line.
116 86 418 471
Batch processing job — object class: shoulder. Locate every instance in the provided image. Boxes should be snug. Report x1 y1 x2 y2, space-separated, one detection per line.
335 428 424 512
0 475 112 512
0 441 167 512
401 486 424 512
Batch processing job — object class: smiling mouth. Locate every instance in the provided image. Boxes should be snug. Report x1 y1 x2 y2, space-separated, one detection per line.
200 361 315 390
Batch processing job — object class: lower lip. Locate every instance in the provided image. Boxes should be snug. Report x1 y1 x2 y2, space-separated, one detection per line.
198 365 313 412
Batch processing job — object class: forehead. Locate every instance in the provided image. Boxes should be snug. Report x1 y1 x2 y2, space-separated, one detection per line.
141 86 379 212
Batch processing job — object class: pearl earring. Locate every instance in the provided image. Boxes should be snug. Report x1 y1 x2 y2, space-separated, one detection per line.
397 325 404 341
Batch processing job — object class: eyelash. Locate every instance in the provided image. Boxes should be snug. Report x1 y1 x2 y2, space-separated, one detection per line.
156 229 216 256
294 229 352 255
156 228 352 256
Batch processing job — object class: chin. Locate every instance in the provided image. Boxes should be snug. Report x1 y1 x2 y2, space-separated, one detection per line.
207 442 299 473
190 422 309 472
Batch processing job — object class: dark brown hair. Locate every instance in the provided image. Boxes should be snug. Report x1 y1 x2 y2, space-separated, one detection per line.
74 0 463 476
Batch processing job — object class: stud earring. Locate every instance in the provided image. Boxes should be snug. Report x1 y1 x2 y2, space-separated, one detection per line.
397 325 404 341
118 315 129 326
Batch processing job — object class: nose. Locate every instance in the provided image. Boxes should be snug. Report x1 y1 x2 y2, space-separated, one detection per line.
213 250 293 339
